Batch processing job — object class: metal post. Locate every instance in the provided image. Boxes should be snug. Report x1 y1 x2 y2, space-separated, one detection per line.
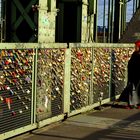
109 48 112 100
32 47 38 124
63 47 71 114
90 47 94 104
136 0 138 8
1 0 6 42
113 0 120 42
133 0 135 14
38 0 48 43
93 0 97 42
103 0 106 43
123 0 127 31
113 0 122 42
121 0 126 33
110 0 114 43
107 0 111 43
119 1 123 40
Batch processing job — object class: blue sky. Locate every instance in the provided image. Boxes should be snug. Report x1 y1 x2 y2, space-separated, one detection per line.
98 0 134 26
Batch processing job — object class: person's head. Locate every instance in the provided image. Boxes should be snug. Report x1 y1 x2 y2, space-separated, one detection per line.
135 40 140 51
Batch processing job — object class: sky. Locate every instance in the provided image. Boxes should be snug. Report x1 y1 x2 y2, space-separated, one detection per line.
98 0 134 26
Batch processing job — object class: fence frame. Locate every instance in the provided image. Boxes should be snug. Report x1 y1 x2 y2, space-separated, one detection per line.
68 43 134 116
0 43 37 139
36 43 67 128
0 42 134 139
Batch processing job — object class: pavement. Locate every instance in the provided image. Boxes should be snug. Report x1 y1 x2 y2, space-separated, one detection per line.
10 103 140 140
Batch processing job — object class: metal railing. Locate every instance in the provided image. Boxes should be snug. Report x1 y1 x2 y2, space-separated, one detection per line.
0 42 134 139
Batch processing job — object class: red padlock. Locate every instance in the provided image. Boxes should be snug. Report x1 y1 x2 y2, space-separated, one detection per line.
76 50 83 63
5 60 10 65
11 72 16 78
13 79 17 83
5 98 12 110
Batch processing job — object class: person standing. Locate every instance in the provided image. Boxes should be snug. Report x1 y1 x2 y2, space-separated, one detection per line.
119 40 140 109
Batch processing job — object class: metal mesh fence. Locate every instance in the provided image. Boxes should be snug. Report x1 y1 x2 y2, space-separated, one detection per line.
111 47 133 96
93 47 111 103
69 43 134 112
70 47 92 111
0 48 34 134
0 43 134 138
36 48 65 121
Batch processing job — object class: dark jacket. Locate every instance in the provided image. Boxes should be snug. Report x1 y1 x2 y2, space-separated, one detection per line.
119 51 140 102
128 51 140 87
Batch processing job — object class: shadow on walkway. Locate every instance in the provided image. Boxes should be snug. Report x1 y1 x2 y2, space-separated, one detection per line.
12 105 140 140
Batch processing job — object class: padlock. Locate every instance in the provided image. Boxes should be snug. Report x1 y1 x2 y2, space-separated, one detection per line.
25 76 31 83
22 101 25 105
19 109 23 114
25 105 29 110
0 95 3 102
26 89 31 94
5 98 12 110
10 89 14 95
17 95 21 100
11 111 16 116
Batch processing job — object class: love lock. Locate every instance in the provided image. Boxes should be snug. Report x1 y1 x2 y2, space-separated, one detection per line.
0 71 5 86
5 98 12 110
37 48 65 117
93 48 110 95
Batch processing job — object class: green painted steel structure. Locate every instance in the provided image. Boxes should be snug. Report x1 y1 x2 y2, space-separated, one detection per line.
0 0 140 43
5 0 38 42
